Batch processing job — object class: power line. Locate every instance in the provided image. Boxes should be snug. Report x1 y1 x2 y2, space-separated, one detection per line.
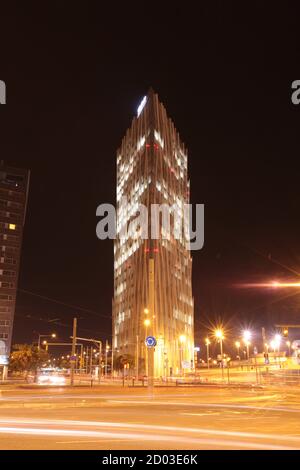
18 288 111 319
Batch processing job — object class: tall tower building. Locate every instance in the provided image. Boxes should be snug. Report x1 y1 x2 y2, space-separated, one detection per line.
0 162 30 378
113 90 194 377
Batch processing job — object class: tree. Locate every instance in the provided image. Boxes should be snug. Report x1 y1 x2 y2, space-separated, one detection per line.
114 354 135 371
10 344 49 375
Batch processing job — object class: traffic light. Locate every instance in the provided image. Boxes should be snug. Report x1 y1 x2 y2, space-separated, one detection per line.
283 328 289 337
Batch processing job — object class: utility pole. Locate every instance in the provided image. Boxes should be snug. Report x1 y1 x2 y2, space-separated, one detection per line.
90 346 93 377
98 341 102 383
148 257 155 391
70 335 102 382
111 346 114 379
105 340 108 378
80 346 84 372
70 317 77 386
136 335 139 381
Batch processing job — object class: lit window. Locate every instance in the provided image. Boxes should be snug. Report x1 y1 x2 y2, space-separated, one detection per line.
9 224 16 230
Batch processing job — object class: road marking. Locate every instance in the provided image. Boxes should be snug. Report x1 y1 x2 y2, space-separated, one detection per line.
56 439 132 444
180 412 220 416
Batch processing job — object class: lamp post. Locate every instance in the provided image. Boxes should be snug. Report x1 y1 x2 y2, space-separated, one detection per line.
38 333 56 351
144 317 151 376
275 334 281 354
235 341 241 360
205 338 210 369
286 340 291 356
214 329 224 379
179 334 186 376
243 330 252 365
105 341 109 378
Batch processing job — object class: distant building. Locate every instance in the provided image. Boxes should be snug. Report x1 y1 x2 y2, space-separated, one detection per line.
0 162 30 378
112 90 194 377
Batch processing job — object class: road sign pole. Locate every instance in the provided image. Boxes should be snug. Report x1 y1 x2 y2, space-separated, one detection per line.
148 258 155 391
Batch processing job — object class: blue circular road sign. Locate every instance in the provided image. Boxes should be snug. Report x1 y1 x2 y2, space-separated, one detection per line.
145 336 157 348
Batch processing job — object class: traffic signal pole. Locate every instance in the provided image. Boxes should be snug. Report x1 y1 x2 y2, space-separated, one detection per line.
70 317 77 386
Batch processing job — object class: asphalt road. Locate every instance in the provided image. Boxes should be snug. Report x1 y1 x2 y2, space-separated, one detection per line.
1 385 300 449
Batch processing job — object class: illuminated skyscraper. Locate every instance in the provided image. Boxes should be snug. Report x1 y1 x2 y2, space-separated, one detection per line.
113 90 194 377
0 162 30 378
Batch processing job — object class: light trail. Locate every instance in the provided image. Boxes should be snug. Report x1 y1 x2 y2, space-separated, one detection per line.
0 422 296 450
235 281 300 288
0 417 300 444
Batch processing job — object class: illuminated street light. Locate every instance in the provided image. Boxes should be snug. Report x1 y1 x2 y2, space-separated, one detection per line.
242 331 252 361
274 334 282 353
214 329 224 379
144 318 151 328
243 330 252 342
179 334 186 344
37 333 56 350
215 329 224 340
144 308 149 314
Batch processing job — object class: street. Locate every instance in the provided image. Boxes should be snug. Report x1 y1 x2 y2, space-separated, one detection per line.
1 385 300 449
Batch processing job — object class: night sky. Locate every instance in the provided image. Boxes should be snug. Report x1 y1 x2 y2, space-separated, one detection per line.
1 2 300 353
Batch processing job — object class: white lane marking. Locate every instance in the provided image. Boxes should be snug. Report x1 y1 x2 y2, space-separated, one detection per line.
181 412 220 416
56 439 132 444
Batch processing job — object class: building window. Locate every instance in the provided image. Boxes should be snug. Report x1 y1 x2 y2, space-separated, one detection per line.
2 270 16 277
0 294 13 301
0 257 16 265
0 306 10 312
0 320 10 327
0 282 14 288
9 223 16 230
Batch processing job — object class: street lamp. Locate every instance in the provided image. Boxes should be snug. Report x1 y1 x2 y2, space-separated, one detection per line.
38 333 56 350
214 329 224 378
286 340 291 356
243 330 252 361
179 335 186 375
274 334 282 353
205 338 210 369
235 341 240 360
143 318 151 375
105 342 110 378
244 341 251 365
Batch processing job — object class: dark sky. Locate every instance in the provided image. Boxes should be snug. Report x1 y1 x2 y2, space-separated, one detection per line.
1 2 300 351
